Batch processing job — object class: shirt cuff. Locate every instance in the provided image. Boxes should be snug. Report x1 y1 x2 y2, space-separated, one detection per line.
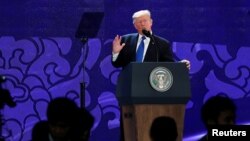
112 52 119 61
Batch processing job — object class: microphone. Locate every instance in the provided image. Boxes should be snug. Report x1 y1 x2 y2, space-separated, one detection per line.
142 29 155 44
142 29 151 37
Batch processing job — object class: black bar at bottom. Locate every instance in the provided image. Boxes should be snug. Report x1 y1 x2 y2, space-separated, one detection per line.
208 125 250 140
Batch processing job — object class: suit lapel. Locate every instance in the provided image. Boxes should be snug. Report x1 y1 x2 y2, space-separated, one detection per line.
130 34 139 61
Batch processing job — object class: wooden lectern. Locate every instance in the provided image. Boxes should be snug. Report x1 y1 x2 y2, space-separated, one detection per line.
116 62 191 141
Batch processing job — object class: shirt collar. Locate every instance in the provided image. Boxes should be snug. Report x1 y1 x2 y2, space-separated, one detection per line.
138 34 150 40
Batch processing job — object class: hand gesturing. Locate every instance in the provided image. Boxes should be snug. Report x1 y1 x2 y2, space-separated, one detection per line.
112 35 125 53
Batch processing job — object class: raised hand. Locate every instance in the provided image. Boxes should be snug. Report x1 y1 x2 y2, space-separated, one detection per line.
112 35 125 53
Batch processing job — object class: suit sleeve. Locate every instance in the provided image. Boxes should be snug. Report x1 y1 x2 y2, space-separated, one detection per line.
111 35 135 68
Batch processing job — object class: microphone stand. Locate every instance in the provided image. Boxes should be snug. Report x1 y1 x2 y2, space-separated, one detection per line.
79 37 88 108
151 35 159 62
150 34 159 62
142 29 159 62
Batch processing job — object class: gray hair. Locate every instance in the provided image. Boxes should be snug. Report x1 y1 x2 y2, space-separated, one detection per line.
132 10 151 23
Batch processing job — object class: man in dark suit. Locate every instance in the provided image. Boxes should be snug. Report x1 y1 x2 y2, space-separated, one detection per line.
112 10 190 141
112 9 190 69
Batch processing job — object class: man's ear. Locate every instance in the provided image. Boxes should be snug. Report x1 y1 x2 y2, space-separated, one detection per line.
150 19 153 27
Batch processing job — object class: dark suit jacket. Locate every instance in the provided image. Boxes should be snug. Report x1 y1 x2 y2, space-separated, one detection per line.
112 33 175 68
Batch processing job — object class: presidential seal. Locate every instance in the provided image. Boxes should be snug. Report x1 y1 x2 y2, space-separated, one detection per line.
149 67 173 92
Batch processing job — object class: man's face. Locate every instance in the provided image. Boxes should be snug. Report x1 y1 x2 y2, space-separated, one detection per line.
134 15 152 34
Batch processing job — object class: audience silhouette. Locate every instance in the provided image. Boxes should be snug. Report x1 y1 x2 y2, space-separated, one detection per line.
31 97 94 141
150 116 178 141
199 94 237 141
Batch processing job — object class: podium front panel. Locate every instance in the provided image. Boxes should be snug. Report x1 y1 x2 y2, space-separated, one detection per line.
117 62 191 104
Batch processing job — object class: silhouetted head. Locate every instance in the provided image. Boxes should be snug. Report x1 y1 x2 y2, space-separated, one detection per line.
47 97 78 140
201 95 236 128
150 116 178 141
